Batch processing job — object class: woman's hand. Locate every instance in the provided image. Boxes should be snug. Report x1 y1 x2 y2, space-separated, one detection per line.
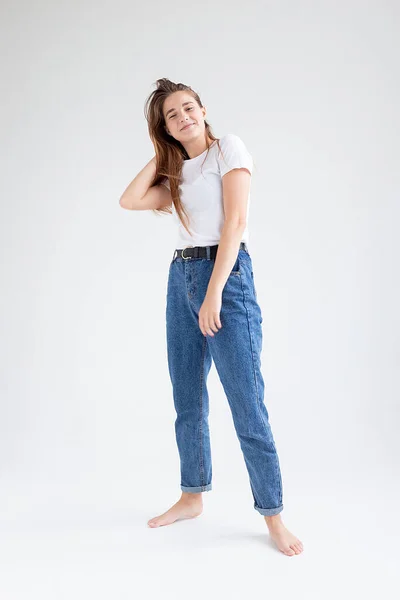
198 289 222 337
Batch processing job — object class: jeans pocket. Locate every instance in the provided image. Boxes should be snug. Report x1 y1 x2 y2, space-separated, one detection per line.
229 255 241 276
250 269 259 301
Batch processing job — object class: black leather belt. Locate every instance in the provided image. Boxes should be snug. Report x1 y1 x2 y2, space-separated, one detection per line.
173 241 248 261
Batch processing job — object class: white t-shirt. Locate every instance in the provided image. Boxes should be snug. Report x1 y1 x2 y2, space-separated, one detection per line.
161 133 253 249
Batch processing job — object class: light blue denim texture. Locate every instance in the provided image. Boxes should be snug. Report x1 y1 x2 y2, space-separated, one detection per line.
166 245 284 516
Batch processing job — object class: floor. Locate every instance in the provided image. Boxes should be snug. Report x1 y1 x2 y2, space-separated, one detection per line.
0 471 397 599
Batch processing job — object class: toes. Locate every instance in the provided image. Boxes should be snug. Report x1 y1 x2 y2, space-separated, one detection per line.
283 543 298 555
292 543 303 554
148 519 159 527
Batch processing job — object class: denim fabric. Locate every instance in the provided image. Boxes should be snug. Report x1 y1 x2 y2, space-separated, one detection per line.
166 246 283 516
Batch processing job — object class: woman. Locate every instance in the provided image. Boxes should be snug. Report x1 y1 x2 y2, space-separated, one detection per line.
120 79 303 556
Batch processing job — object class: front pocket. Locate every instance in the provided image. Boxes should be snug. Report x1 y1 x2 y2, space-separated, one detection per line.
250 270 258 300
229 255 241 276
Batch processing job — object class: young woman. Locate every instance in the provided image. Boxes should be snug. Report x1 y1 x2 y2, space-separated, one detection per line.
120 79 303 556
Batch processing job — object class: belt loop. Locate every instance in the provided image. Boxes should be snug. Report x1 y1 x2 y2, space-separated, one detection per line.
206 246 210 259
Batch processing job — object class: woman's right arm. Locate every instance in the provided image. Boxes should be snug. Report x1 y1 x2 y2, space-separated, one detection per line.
119 156 172 211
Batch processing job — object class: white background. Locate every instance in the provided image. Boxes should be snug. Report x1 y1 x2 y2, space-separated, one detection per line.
1 0 399 597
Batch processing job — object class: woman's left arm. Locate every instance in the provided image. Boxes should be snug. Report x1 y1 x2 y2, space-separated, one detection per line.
198 168 251 337
207 168 251 294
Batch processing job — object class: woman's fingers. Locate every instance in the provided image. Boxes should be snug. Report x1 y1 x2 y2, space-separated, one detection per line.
200 315 221 336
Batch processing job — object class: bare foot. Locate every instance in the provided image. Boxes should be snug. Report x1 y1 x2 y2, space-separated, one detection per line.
264 514 304 556
147 492 203 528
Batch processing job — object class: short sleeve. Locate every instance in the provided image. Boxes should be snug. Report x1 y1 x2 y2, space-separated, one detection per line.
217 134 253 178
161 177 170 190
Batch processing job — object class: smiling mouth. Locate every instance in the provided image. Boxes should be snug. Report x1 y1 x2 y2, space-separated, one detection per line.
181 123 194 130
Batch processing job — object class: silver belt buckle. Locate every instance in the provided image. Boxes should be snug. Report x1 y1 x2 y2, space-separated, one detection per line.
181 245 194 260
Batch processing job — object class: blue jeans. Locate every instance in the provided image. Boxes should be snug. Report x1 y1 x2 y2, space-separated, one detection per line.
166 245 283 516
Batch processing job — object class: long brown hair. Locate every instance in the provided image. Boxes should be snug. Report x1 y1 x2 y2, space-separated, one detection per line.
144 78 224 238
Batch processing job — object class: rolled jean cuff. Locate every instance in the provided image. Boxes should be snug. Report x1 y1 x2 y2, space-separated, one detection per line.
254 503 283 516
181 483 212 493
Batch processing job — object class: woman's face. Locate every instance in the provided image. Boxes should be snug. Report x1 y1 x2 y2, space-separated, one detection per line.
163 91 206 143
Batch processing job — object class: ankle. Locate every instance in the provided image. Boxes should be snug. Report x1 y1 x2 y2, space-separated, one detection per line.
264 514 283 528
181 491 202 502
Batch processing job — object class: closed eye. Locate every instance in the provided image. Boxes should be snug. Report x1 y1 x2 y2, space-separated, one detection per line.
169 107 193 119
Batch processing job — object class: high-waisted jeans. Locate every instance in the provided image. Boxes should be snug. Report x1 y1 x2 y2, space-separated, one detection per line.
166 245 283 516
